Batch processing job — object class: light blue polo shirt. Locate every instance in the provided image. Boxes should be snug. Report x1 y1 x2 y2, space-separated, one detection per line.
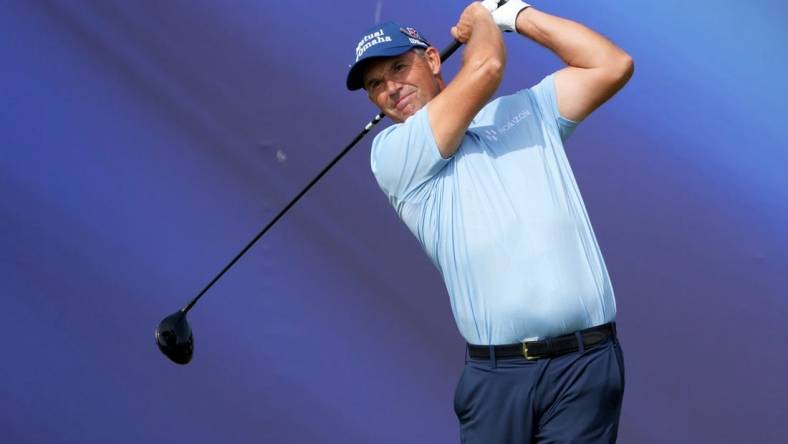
370 74 616 345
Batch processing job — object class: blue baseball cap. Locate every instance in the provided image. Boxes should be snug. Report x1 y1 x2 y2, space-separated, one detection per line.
346 21 431 91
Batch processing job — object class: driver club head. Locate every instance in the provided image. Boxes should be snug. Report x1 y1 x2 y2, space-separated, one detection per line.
155 310 194 365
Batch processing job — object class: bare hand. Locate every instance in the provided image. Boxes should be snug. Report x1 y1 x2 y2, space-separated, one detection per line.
451 2 492 43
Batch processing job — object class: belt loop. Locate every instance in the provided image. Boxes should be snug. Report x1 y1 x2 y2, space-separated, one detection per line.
574 331 585 353
489 344 497 369
464 344 469 364
611 321 618 337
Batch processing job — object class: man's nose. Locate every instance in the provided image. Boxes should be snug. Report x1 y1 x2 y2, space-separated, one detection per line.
385 78 401 95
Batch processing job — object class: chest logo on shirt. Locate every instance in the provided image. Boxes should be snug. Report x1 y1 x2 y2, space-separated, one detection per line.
482 109 532 141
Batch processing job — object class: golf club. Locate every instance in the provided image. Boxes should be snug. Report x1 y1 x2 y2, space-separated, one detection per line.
154 3 510 365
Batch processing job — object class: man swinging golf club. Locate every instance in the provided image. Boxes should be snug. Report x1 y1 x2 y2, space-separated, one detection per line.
346 1 633 442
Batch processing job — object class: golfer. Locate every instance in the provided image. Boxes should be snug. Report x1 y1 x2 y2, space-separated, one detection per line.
346 1 633 442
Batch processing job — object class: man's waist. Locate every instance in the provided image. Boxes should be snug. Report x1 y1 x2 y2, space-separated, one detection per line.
451 299 616 345
467 322 617 361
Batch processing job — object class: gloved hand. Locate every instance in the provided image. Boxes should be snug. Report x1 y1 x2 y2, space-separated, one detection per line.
480 0 531 32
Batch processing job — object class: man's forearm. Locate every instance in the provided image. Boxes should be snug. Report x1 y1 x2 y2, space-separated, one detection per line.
515 8 631 71
432 4 506 158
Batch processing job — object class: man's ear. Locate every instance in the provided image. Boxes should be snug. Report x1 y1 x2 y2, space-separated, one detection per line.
425 46 442 75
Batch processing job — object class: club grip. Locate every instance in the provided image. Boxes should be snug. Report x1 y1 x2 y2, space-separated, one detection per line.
439 39 462 62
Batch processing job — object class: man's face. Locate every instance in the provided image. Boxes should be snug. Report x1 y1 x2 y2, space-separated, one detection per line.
362 48 443 123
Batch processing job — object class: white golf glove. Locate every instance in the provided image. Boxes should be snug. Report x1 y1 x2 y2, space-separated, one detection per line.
480 0 531 33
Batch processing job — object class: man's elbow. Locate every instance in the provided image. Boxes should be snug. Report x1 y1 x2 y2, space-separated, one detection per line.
598 52 634 92
468 54 506 86
612 52 634 85
484 55 506 81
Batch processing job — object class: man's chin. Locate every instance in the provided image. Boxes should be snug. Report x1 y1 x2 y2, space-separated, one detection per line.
383 105 419 124
393 108 417 123
385 112 407 124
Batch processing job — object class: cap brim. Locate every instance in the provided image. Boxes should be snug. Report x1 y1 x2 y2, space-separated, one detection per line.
346 45 417 91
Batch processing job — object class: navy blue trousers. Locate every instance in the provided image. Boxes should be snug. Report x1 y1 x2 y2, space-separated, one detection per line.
454 332 625 443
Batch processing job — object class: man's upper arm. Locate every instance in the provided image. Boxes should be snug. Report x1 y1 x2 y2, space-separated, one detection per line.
427 56 504 159
553 60 634 122
371 107 450 200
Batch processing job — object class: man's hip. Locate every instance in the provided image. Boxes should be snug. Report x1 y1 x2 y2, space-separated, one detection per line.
455 324 625 443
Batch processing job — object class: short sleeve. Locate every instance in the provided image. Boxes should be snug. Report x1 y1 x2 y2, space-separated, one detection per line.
529 73 579 143
370 106 451 200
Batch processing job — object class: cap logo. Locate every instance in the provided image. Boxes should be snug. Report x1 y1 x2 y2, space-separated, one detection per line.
355 28 393 62
400 27 425 42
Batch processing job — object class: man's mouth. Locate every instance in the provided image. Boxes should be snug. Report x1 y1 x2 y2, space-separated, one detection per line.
394 92 414 112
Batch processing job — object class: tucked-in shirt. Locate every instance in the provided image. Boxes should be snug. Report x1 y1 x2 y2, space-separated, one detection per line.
370 74 616 345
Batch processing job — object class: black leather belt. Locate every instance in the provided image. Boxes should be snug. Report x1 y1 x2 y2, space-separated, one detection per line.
467 323 616 361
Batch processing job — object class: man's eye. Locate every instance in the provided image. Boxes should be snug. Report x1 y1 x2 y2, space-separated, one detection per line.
394 63 406 72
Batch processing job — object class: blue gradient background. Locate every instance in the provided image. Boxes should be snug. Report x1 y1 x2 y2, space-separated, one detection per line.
2 1 786 442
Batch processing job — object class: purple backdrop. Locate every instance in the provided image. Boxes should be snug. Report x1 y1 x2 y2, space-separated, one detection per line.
2 0 786 442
